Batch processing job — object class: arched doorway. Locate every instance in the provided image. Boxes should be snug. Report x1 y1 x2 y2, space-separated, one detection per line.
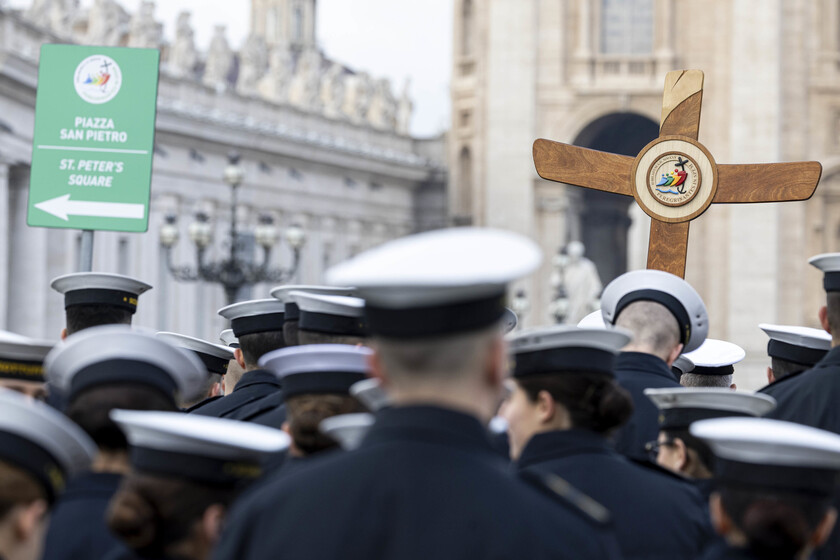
572 113 658 284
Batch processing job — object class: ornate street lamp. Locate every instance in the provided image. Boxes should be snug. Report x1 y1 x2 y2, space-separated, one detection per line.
160 152 306 304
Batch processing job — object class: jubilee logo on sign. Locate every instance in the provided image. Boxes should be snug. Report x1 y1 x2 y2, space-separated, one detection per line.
73 55 122 105
28 45 160 233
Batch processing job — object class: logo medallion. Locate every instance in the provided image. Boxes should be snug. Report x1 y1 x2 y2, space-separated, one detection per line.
646 152 702 207
74 55 122 105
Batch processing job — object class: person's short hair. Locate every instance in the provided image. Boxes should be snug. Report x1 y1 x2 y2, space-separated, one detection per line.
718 485 832 559
285 393 366 455
238 331 285 368
827 292 840 336
680 373 734 388
662 428 715 473
516 372 633 435
297 329 366 346
107 473 240 558
283 320 299 347
769 357 808 381
66 304 133 335
66 383 178 451
373 325 499 383
0 459 46 520
614 300 681 359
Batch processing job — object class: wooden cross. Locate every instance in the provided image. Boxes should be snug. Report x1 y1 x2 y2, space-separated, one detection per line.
533 70 822 278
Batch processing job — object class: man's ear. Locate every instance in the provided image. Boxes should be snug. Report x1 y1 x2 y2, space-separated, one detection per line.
234 348 246 369
709 492 731 537
201 504 226 545
208 382 222 398
60 328 68 341
820 305 831 335
281 420 291 436
666 344 684 367
729 383 737 390
14 499 48 542
812 507 838 549
767 366 776 385
367 350 388 388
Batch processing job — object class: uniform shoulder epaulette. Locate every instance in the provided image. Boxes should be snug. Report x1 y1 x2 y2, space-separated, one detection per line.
518 467 611 526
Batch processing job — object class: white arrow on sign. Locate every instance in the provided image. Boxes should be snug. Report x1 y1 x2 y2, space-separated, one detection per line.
35 194 145 221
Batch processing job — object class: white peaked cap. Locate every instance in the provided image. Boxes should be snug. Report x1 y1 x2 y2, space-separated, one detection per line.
600 269 708 352
319 413 375 451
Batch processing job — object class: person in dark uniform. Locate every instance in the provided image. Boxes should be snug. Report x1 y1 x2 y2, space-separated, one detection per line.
40 326 206 560
236 292 369 428
0 336 53 400
104 409 289 560
217 329 246 396
191 299 286 420
671 352 695 379
270 285 356 348
757 323 830 394
763 253 840 560
691 417 840 559
500 325 713 559
599 269 709 461
679 339 744 389
155 332 234 411
258 344 369 472
214 228 622 560
0 389 95 560
645 387 777 500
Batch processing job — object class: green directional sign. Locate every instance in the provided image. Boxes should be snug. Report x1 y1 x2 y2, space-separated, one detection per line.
27 45 160 232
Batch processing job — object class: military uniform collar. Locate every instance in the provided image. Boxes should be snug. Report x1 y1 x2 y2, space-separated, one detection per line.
815 344 840 367
615 351 679 382
516 429 613 470
365 405 494 453
233 369 282 392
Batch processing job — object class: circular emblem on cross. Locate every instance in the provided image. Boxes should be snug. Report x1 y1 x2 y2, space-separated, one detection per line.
632 137 718 223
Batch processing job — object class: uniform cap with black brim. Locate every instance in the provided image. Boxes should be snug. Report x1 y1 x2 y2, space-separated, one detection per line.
600 270 708 352
219 329 239 349
259 344 372 400
810 253 840 292
292 292 366 337
319 413 375 451
326 228 542 338
45 325 207 405
218 299 286 338
0 389 96 502
350 378 390 412
509 325 632 378
646 387 776 431
51 272 152 314
111 409 289 486
691 417 840 496
0 338 55 383
681 339 745 377
156 332 235 375
577 309 606 329
501 308 518 334
270 285 356 323
760 323 831 367
671 354 695 376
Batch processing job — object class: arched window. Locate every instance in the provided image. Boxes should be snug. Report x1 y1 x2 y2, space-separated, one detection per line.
461 0 474 56
600 0 653 54
457 147 473 216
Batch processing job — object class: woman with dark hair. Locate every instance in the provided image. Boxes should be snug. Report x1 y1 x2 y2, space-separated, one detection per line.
500 326 713 560
105 410 290 560
691 417 840 559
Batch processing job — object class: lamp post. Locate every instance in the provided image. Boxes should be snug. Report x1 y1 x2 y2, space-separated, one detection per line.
160 152 306 305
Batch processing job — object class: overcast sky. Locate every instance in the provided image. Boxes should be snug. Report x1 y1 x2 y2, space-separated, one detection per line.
8 0 453 136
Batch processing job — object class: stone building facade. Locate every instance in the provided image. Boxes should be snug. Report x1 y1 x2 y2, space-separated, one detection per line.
0 0 446 342
450 0 840 387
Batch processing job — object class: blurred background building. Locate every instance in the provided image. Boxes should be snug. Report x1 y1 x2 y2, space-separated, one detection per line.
0 0 447 341
449 0 840 386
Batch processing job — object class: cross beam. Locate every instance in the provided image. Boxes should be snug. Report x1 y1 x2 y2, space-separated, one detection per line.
533 70 822 278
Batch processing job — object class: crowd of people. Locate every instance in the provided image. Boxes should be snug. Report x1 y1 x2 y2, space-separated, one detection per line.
0 226 838 560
